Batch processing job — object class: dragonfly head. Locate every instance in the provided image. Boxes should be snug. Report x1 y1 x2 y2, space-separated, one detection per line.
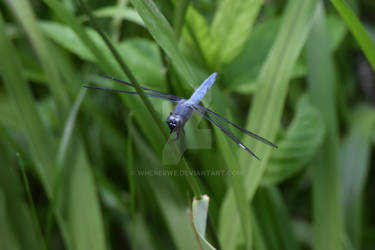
166 112 183 134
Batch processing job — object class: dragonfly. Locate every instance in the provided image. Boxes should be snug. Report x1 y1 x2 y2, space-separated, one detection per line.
84 72 277 159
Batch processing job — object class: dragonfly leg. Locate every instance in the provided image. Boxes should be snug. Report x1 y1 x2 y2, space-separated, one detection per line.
172 129 180 141
179 129 185 150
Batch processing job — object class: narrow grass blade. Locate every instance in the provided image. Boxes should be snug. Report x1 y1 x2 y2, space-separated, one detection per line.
253 188 300 250
306 3 343 250
131 129 201 250
340 107 375 249
0 12 55 196
56 88 87 166
6 0 70 119
77 0 169 141
330 0 375 70
64 144 107 250
126 113 137 249
173 0 190 39
0 190 21 250
218 0 318 249
45 88 87 247
16 154 47 250
0 133 43 250
130 0 201 87
42 0 167 152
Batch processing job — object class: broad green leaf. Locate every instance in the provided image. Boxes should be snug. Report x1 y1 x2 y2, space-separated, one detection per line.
224 14 346 95
82 6 144 27
340 107 375 250
222 18 280 94
306 3 343 250
183 5 212 68
39 22 164 89
218 0 318 249
262 96 325 186
330 0 375 70
192 195 216 250
209 0 263 68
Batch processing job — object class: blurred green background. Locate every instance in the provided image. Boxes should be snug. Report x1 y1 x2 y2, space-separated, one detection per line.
0 0 375 249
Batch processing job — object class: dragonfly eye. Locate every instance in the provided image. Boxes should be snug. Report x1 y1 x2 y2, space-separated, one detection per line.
167 121 176 133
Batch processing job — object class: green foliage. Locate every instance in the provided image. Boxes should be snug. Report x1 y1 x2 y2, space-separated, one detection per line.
1 0 374 250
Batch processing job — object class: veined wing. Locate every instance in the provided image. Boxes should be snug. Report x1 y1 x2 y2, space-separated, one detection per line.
194 104 277 148
192 104 260 159
84 75 183 102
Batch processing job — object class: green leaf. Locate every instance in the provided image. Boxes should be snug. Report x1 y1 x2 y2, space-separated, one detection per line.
192 195 216 250
209 0 263 68
0 12 56 197
224 14 346 95
56 88 87 166
262 96 325 186
340 107 375 250
130 0 201 88
326 14 347 52
183 5 212 68
82 6 144 27
6 0 70 119
39 0 168 150
131 129 201 250
0 190 22 250
330 0 375 70
306 3 343 250
222 18 280 94
253 188 299 250
218 0 318 249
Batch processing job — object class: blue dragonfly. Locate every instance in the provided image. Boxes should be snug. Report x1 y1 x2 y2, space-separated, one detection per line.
84 72 277 159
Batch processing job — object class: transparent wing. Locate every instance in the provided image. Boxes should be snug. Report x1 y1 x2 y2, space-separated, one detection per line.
192 104 260 159
194 104 277 148
84 74 183 102
99 74 183 101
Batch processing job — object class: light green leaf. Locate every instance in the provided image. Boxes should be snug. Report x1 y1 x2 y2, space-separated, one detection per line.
209 0 263 67
192 195 216 250
306 3 343 250
39 22 164 89
83 6 144 26
262 96 325 186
